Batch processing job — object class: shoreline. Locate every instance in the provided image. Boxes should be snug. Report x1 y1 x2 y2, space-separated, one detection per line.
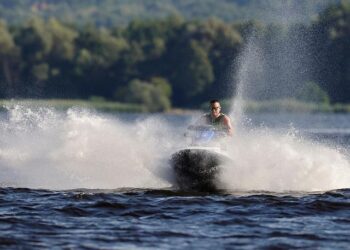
1 99 350 114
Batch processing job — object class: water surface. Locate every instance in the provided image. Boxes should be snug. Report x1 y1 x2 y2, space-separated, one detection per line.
1 111 350 249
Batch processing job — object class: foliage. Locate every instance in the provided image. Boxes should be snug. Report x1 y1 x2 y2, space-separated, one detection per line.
243 99 333 113
296 82 330 104
116 78 171 112
0 0 340 26
312 1 350 103
0 1 349 111
0 21 19 96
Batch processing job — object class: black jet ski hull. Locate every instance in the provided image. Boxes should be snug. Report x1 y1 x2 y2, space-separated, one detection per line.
171 149 228 192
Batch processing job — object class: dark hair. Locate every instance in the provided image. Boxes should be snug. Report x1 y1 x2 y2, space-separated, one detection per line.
210 99 220 105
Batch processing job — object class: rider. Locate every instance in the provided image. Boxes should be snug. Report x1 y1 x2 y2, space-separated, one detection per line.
196 99 233 136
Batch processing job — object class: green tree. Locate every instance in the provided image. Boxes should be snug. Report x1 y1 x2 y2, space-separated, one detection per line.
168 39 214 106
14 17 52 62
117 78 171 112
122 16 184 80
197 18 243 100
0 20 19 96
47 18 78 61
313 2 350 102
151 77 172 98
76 26 128 68
13 17 53 95
74 25 129 98
31 63 49 81
296 81 330 104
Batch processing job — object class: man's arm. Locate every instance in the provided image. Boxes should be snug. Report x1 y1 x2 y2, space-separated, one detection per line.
223 115 233 136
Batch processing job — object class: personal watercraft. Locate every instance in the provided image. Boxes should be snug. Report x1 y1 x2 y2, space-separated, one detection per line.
170 125 232 191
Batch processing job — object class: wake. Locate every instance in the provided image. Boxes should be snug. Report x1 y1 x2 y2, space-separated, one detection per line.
0 104 350 192
0 105 175 189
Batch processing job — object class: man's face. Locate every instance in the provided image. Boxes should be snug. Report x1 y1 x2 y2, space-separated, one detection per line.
210 102 221 117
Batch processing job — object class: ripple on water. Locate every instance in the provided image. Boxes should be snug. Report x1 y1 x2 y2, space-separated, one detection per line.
1 188 350 248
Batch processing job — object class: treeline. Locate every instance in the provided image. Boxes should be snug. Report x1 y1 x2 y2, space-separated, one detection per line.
0 15 243 110
0 0 339 26
0 2 349 111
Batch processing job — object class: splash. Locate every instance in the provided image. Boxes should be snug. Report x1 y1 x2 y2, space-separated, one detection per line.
230 3 315 123
0 104 350 192
219 3 350 192
0 105 177 190
220 128 350 192
230 35 263 129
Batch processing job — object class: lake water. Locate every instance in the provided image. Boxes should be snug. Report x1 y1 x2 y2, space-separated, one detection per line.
1 106 350 249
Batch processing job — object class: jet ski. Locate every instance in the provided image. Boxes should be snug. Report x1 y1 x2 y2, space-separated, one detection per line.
170 125 232 192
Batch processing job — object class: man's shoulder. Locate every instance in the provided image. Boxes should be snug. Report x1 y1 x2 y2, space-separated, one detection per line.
221 113 231 121
220 113 228 118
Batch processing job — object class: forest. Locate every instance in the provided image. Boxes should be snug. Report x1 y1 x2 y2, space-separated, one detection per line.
0 0 340 26
0 1 349 111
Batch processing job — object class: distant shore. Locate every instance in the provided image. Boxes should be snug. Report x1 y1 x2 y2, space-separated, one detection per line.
1 99 350 114
0 99 144 113
220 99 350 114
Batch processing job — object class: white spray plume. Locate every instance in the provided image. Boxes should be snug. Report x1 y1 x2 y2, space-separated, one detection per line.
1 105 350 192
220 128 350 192
0 105 176 190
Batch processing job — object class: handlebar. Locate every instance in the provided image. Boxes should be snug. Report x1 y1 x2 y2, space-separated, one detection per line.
187 125 227 132
186 125 228 137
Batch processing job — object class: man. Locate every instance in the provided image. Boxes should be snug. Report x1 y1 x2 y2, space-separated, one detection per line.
197 99 233 136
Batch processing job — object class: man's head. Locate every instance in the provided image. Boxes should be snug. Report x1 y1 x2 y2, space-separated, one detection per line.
210 99 221 118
